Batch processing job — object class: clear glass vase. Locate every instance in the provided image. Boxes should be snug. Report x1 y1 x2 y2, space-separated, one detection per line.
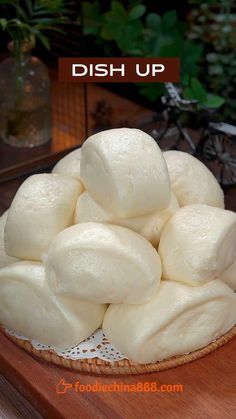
0 45 51 148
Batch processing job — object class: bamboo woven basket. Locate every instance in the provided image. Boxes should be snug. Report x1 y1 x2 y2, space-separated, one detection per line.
2 325 236 375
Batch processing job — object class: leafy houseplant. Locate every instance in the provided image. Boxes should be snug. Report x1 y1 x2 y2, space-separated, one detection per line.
82 1 225 110
0 0 67 147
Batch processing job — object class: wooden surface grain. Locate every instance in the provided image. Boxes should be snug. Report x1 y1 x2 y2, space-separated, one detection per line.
0 330 236 419
0 375 42 419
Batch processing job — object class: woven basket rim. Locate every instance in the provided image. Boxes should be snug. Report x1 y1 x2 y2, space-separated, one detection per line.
2 325 236 375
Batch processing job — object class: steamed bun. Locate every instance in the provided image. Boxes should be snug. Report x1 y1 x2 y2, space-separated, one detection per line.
222 261 236 290
5 174 82 261
44 222 162 304
103 280 236 363
0 211 18 268
80 128 171 217
159 204 236 285
75 190 179 246
52 148 82 181
164 150 224 208
0 262 106 348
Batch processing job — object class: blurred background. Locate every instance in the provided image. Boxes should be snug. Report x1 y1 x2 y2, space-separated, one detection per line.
1 1 235 118
82 0 236 121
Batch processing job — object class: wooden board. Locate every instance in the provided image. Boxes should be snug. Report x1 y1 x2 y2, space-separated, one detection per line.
0 330 235 419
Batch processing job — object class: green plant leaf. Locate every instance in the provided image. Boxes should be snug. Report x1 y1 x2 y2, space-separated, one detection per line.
0 1 29 21
179 41 203 78
8 18 30 31
159 36 183 58
145 13 161 31
36 32 50 49
105 11 126 24
116 23 142 51
162 10 177 31
101 10 143 53
25 0 33 17
111 1 128 20
190 77 207 103
33 24 65 34
111 1 126 14
183 87 195 101
100 23 114 41
82 1 103 35
37 0 67 14
181 73 190 87
33 3 48 12
129 4 146 20
0 18 7 30
204 93 225 109
137 82 165 101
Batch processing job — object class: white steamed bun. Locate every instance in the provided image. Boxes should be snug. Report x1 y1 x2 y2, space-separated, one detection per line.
0 262 106 348
103 279 236 363
44 222 162 304
52 148 82 181
0 211 18 268
5 173 82 260
222 261 236 290
75 190 179 246
80 128 171 217
164 150 224 208
159 204 236 285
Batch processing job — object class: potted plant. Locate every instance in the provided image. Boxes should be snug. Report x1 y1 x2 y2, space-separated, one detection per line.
0 0 68 147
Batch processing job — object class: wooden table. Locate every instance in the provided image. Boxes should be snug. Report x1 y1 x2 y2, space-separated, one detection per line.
0 330 235 419
0 84 236 418
0 375 42 419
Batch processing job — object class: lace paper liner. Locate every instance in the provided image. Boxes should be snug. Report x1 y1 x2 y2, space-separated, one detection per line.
4 328 126 362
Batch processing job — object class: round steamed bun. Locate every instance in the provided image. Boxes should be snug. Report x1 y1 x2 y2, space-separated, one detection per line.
44 222 162 304
158 204 236 285
80 128 171 217
164 150 224 208
75 190 179 246
5 174 82 261
52 148 82 181
103 279 236 363
222 261 236 290
0 262 106 348
0 211 18 268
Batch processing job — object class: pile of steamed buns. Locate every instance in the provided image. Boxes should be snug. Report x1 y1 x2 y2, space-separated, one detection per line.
0 128 236 364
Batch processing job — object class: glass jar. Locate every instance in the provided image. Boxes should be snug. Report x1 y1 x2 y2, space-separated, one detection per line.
0 44 51 147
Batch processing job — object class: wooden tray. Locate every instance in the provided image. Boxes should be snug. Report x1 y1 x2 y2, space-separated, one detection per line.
1 325 236 417
2 326 236 375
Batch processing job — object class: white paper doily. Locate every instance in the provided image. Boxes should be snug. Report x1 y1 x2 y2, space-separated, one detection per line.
4 328 126 362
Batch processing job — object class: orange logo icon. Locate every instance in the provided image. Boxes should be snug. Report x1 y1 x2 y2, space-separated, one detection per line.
56 378 73 394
